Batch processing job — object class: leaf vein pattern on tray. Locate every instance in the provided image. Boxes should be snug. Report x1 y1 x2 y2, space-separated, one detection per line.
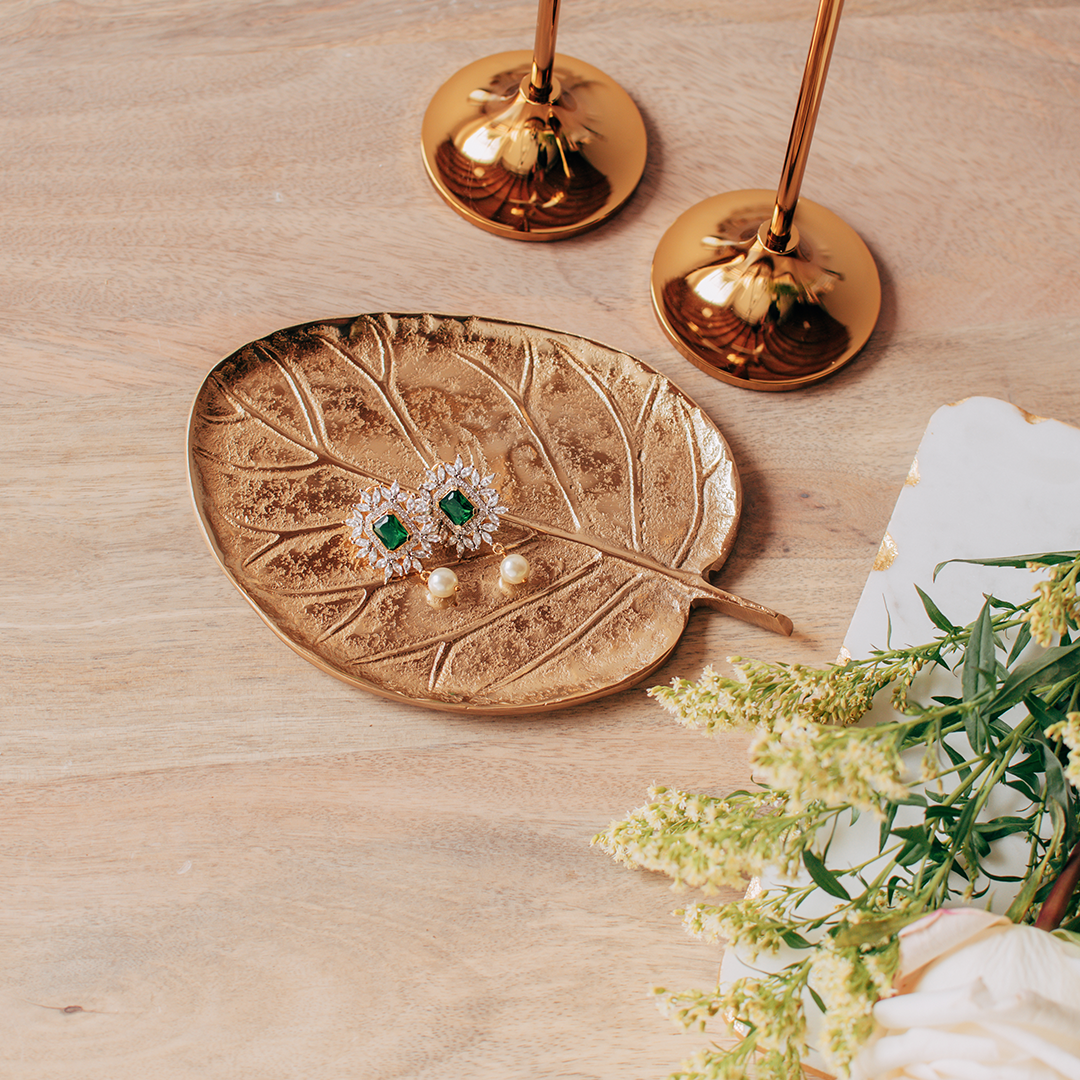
308 328 438 470
478 574 645 695
552 340 643 554
448 343 584 532
353 558 604 666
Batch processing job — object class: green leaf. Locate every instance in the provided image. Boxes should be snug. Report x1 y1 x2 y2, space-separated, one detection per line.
1006 801 1067 923
802 849 851 900
879 800 900 852
1008 750 1043 780
989 716 1013 741
1007 621 1033 667
1024 702 1078 846
961 599 996 701
781 930 813 949
894 793 928 807
952 798 982 844
1028 695 1069 743
1003 776 1042 803
934 551 1080 579
1051 929 1080 948
940 739 972 780
834 911 920 947
896 838 933 866
953 796 986 873
891 825 931 841
1005 866 1046 922
962 600 997 751
948 857 970 881
1041 742 1076 848
806 984 826 1013
990 640 1080 713
974 816 1035 842
915 584 960 633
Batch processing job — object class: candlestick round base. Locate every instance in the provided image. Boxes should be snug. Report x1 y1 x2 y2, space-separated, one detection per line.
421 50 647 241
651 190 880 390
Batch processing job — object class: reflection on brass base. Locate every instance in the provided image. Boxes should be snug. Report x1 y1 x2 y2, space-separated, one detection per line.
421 50 647 241
652 190 880 391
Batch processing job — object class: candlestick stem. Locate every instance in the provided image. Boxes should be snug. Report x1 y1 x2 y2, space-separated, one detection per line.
527 0 561 102
767 0 845 251
650 0 880 390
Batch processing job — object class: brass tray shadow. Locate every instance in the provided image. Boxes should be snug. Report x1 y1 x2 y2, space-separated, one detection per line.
187 313 792 714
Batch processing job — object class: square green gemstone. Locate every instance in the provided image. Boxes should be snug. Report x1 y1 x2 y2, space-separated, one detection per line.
439 489 476 527
372 512 409 551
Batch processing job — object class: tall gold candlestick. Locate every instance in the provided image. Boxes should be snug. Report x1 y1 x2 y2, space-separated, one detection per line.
652 0 881 390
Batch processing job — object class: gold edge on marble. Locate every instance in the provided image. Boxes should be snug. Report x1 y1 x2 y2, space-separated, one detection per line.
873 531 899 571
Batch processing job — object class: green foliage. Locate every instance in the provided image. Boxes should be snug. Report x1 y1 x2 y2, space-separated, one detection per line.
594 551 1080 1079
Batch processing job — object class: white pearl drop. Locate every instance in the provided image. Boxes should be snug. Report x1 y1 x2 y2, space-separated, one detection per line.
427 567 459 599
500 553 530 586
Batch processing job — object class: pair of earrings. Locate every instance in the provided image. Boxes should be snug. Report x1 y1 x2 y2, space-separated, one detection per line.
346 457 530 602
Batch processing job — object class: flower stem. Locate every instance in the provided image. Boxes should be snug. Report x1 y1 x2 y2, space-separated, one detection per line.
1034 835 1080 931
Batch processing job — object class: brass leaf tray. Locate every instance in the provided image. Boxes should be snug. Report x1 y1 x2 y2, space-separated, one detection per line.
187 314 791 714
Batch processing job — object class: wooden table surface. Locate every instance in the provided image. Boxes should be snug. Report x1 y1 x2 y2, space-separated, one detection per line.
3 2 1079 1077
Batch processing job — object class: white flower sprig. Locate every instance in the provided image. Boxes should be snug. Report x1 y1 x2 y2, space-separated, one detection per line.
594 550 1080 1080
598 786 818 892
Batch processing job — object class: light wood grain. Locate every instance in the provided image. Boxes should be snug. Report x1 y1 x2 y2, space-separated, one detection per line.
3 1 1080 1076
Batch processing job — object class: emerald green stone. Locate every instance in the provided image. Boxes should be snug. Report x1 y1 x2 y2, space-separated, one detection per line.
372 512 409 551
439 489 476 527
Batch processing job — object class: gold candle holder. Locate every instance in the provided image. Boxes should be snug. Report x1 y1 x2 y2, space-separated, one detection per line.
420 0 647 240
652 0 881 390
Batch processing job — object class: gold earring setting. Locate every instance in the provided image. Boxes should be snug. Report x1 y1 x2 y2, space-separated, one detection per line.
420 456 507 557
346 481 438 582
